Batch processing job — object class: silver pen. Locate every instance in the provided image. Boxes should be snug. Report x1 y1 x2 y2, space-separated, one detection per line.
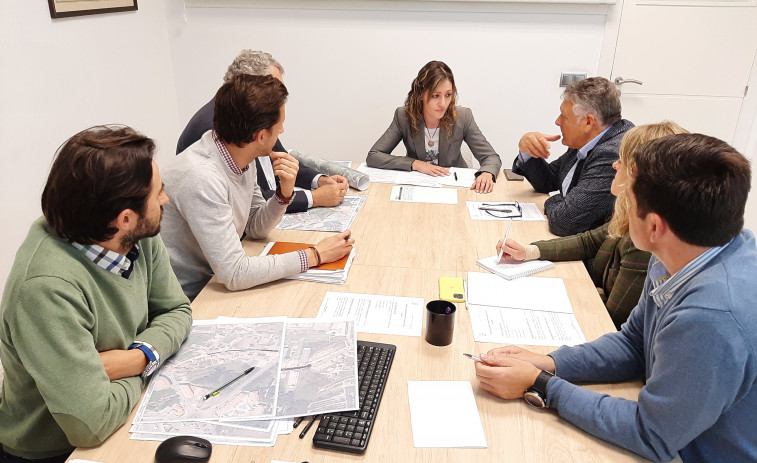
497 218 514 262
463 352 482 362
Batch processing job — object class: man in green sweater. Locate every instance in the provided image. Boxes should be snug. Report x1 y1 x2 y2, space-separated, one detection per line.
0 126 193 462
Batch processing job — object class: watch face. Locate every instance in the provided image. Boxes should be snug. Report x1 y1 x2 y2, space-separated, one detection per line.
143 361 158 378
523 391 546 409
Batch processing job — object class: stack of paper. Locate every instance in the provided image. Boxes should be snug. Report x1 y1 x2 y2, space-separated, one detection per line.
129 317 359 446
261 241 355 284
476 255 554 280
466 271 585 346
357 162 441 187
357 163 479 189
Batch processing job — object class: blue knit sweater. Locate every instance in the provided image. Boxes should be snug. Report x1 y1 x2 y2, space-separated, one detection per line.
547 230 757 462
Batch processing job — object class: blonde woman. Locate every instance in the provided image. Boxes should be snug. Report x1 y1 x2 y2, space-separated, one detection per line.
497 122 688 329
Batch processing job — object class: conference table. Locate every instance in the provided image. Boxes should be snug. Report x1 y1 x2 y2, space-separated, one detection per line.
70 174 651 463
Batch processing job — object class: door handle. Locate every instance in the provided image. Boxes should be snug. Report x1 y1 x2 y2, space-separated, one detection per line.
614 76 643 86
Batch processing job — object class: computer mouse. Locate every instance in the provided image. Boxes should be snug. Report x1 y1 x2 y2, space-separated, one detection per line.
155 435 212 463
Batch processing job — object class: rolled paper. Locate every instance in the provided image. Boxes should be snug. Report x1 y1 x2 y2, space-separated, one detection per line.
289 149 370 191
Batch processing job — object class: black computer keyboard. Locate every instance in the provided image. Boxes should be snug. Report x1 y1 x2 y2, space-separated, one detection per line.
312 340 396 454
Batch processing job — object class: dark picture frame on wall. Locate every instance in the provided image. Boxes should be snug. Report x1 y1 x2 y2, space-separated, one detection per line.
48 0 138 19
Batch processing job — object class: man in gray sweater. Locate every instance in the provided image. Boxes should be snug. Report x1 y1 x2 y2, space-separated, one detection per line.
161 74 355 300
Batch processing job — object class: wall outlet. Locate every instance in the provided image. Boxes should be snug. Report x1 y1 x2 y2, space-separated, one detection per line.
559 73 588 87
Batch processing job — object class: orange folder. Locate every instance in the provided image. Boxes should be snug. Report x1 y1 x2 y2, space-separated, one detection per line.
266 242 349 271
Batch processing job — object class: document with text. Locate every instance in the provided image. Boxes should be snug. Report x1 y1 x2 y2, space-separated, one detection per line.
391 185 458 204
357 162 442 187
466 271 573 314
468 304 585 346
317 291 423 337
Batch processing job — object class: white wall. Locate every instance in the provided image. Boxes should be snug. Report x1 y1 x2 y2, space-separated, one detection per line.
0 1 180 296
1 1 755 301
166 2 606 160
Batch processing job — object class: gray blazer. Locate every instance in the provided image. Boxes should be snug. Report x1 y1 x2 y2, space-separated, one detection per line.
366 106 501 179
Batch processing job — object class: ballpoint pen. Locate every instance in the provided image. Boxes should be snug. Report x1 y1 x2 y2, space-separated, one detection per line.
293 416 306 428
299 415 319 439
201 366 255 400
463 353 482 362
454 172 458 181
497 218 513 262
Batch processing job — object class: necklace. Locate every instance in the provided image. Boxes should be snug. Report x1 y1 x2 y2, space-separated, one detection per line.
425 122 440 147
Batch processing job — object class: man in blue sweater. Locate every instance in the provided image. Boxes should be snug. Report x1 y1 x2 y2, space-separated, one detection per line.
476 133 756 462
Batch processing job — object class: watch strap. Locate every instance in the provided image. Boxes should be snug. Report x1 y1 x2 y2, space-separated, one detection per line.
530 370 554 397
129 342 158 362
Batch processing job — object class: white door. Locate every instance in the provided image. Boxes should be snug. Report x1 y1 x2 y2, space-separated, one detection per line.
610 0 757 143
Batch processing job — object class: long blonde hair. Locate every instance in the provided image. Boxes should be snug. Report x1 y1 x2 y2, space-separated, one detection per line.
607 121 689 238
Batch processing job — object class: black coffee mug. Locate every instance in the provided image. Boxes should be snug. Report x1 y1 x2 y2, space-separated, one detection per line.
425 299 456 346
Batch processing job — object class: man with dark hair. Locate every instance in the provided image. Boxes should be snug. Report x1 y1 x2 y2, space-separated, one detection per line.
0 126 192 462
176 49 348 213
476 133 757 462
161 74 354 300
513 77 634 236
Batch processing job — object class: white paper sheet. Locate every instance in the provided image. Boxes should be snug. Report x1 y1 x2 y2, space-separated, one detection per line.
466 201 546 221
438 167 478 188
466 272 573 314
357 162 442 187
468 304 586 346
316 291 423 337
390 185 458 204
407 381 487 448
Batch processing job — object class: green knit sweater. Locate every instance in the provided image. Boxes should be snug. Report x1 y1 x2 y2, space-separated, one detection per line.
0 218 192 459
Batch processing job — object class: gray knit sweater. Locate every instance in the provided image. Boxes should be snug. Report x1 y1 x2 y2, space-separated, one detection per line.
160 130 302 299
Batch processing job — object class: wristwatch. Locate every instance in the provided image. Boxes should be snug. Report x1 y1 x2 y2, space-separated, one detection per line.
523 370 554 409
129 341 160 379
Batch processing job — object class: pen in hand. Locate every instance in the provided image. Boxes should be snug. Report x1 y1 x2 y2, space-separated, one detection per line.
201 366 255 400
463 352 482 362
497 218 514 262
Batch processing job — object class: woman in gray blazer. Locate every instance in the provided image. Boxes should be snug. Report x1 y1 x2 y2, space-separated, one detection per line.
366 61 501 193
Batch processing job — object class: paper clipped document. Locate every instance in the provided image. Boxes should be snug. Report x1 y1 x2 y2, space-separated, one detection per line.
407 381 487 448
466 271 573 313
466 201 546 221
357 162 442 187
275 195 367 232
390 185 458 204
468 304 586 346
476 255 555 280
317 291 423 336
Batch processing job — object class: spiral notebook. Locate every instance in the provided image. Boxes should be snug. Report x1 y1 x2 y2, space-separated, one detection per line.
476 255 555 280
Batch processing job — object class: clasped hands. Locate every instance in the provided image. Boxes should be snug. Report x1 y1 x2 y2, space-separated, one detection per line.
474 346 556 400
313 174 349 207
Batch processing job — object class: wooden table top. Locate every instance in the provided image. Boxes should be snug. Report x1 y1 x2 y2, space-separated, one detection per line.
71 174 648 463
